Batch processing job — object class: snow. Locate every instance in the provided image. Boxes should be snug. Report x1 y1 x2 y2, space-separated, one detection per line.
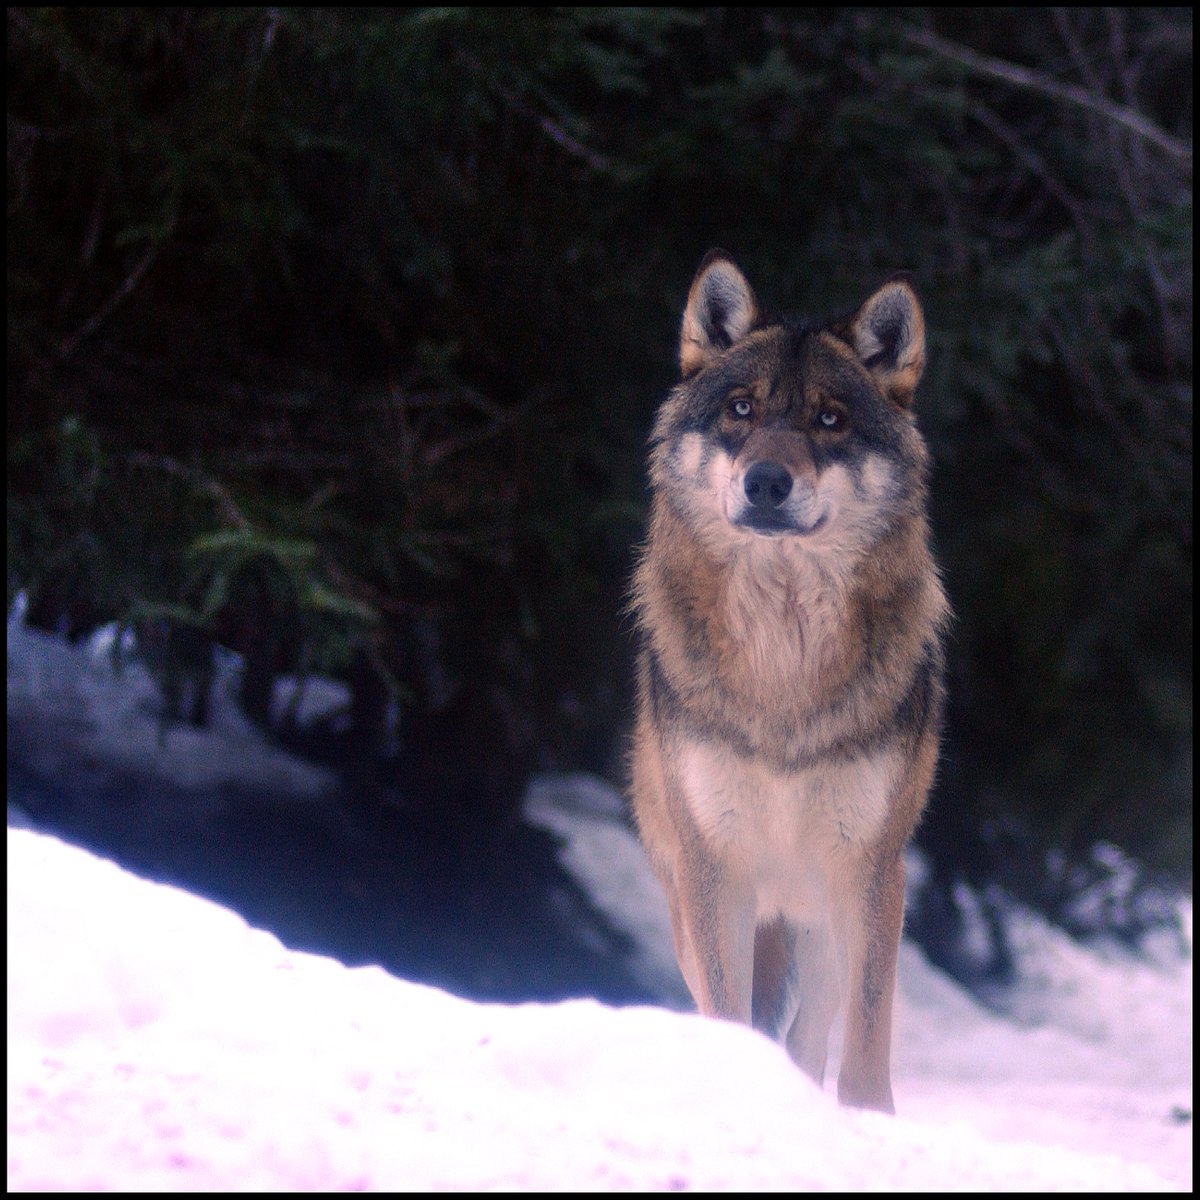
6 603 1194 1190
6 593 335 805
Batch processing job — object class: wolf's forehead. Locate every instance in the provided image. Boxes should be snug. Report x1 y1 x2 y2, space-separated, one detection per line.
729 327 863 391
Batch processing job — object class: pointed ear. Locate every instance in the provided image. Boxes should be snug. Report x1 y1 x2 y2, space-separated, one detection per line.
679 250 761 378
846 278 925 409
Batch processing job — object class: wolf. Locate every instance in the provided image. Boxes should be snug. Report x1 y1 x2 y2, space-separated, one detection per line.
630 250 949 1113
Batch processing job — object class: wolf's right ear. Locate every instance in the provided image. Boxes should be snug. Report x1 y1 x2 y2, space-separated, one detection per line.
679 250 760 378
844 278 925 410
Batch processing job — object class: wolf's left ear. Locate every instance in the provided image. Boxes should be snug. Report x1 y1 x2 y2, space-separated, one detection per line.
846 278 925 410
679 250 761 378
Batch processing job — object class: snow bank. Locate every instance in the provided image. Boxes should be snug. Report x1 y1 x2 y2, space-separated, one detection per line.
6 599 1192 1190
6 599 334 803
7 827 1189 1191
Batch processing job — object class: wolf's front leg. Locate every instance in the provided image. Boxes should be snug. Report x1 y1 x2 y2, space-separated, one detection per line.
836 850 906 1113
674 854 757 1025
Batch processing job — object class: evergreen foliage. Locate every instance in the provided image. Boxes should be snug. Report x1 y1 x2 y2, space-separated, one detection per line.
8 9 1191 887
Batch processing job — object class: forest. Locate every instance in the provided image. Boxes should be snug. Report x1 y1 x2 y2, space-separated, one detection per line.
7 8 1192 962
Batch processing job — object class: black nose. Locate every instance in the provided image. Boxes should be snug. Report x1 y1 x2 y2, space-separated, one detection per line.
743 461 793 509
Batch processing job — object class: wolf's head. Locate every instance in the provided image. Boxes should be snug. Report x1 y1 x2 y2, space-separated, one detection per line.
650 251 932 562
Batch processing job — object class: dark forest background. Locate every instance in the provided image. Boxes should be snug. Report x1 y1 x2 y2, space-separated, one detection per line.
7 9 1192 973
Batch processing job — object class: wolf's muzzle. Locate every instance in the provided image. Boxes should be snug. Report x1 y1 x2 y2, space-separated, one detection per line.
739 460 826 535
743 461 793 510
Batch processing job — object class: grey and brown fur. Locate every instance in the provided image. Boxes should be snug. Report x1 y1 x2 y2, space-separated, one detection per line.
630 250 949 1113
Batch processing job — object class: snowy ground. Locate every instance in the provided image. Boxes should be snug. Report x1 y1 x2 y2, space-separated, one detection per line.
6 604 1193 1190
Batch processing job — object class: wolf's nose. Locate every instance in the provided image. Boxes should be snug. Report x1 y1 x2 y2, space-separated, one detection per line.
744 461 793 509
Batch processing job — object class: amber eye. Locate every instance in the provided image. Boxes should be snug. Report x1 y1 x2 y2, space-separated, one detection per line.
730 398 753 418
817 408 845 430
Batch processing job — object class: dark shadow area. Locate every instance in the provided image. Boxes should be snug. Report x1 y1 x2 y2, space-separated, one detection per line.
7 740 656 1008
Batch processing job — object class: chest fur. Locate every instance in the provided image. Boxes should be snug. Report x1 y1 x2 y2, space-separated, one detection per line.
678 740 899 920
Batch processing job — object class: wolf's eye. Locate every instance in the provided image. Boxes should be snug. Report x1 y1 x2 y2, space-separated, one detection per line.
730 398 753 418
817 408 845 430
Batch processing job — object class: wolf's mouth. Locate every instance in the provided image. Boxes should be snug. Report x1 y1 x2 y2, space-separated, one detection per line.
735 512 828 537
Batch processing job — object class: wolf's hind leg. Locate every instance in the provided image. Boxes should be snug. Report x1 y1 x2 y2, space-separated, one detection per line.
751 915 797 1040
784 924 841 1085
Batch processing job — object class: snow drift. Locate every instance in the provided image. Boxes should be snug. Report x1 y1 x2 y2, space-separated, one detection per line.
6 602 1192 1190
7 824 1190 1191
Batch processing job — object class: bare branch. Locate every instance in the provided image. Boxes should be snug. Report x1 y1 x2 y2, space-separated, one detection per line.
903 25 1192 163
58 243 160 361
421 406 518 469
319 555 439 620
455 49 615 173
126 454 252 531
846 49 1097 246
962 97 1094 246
